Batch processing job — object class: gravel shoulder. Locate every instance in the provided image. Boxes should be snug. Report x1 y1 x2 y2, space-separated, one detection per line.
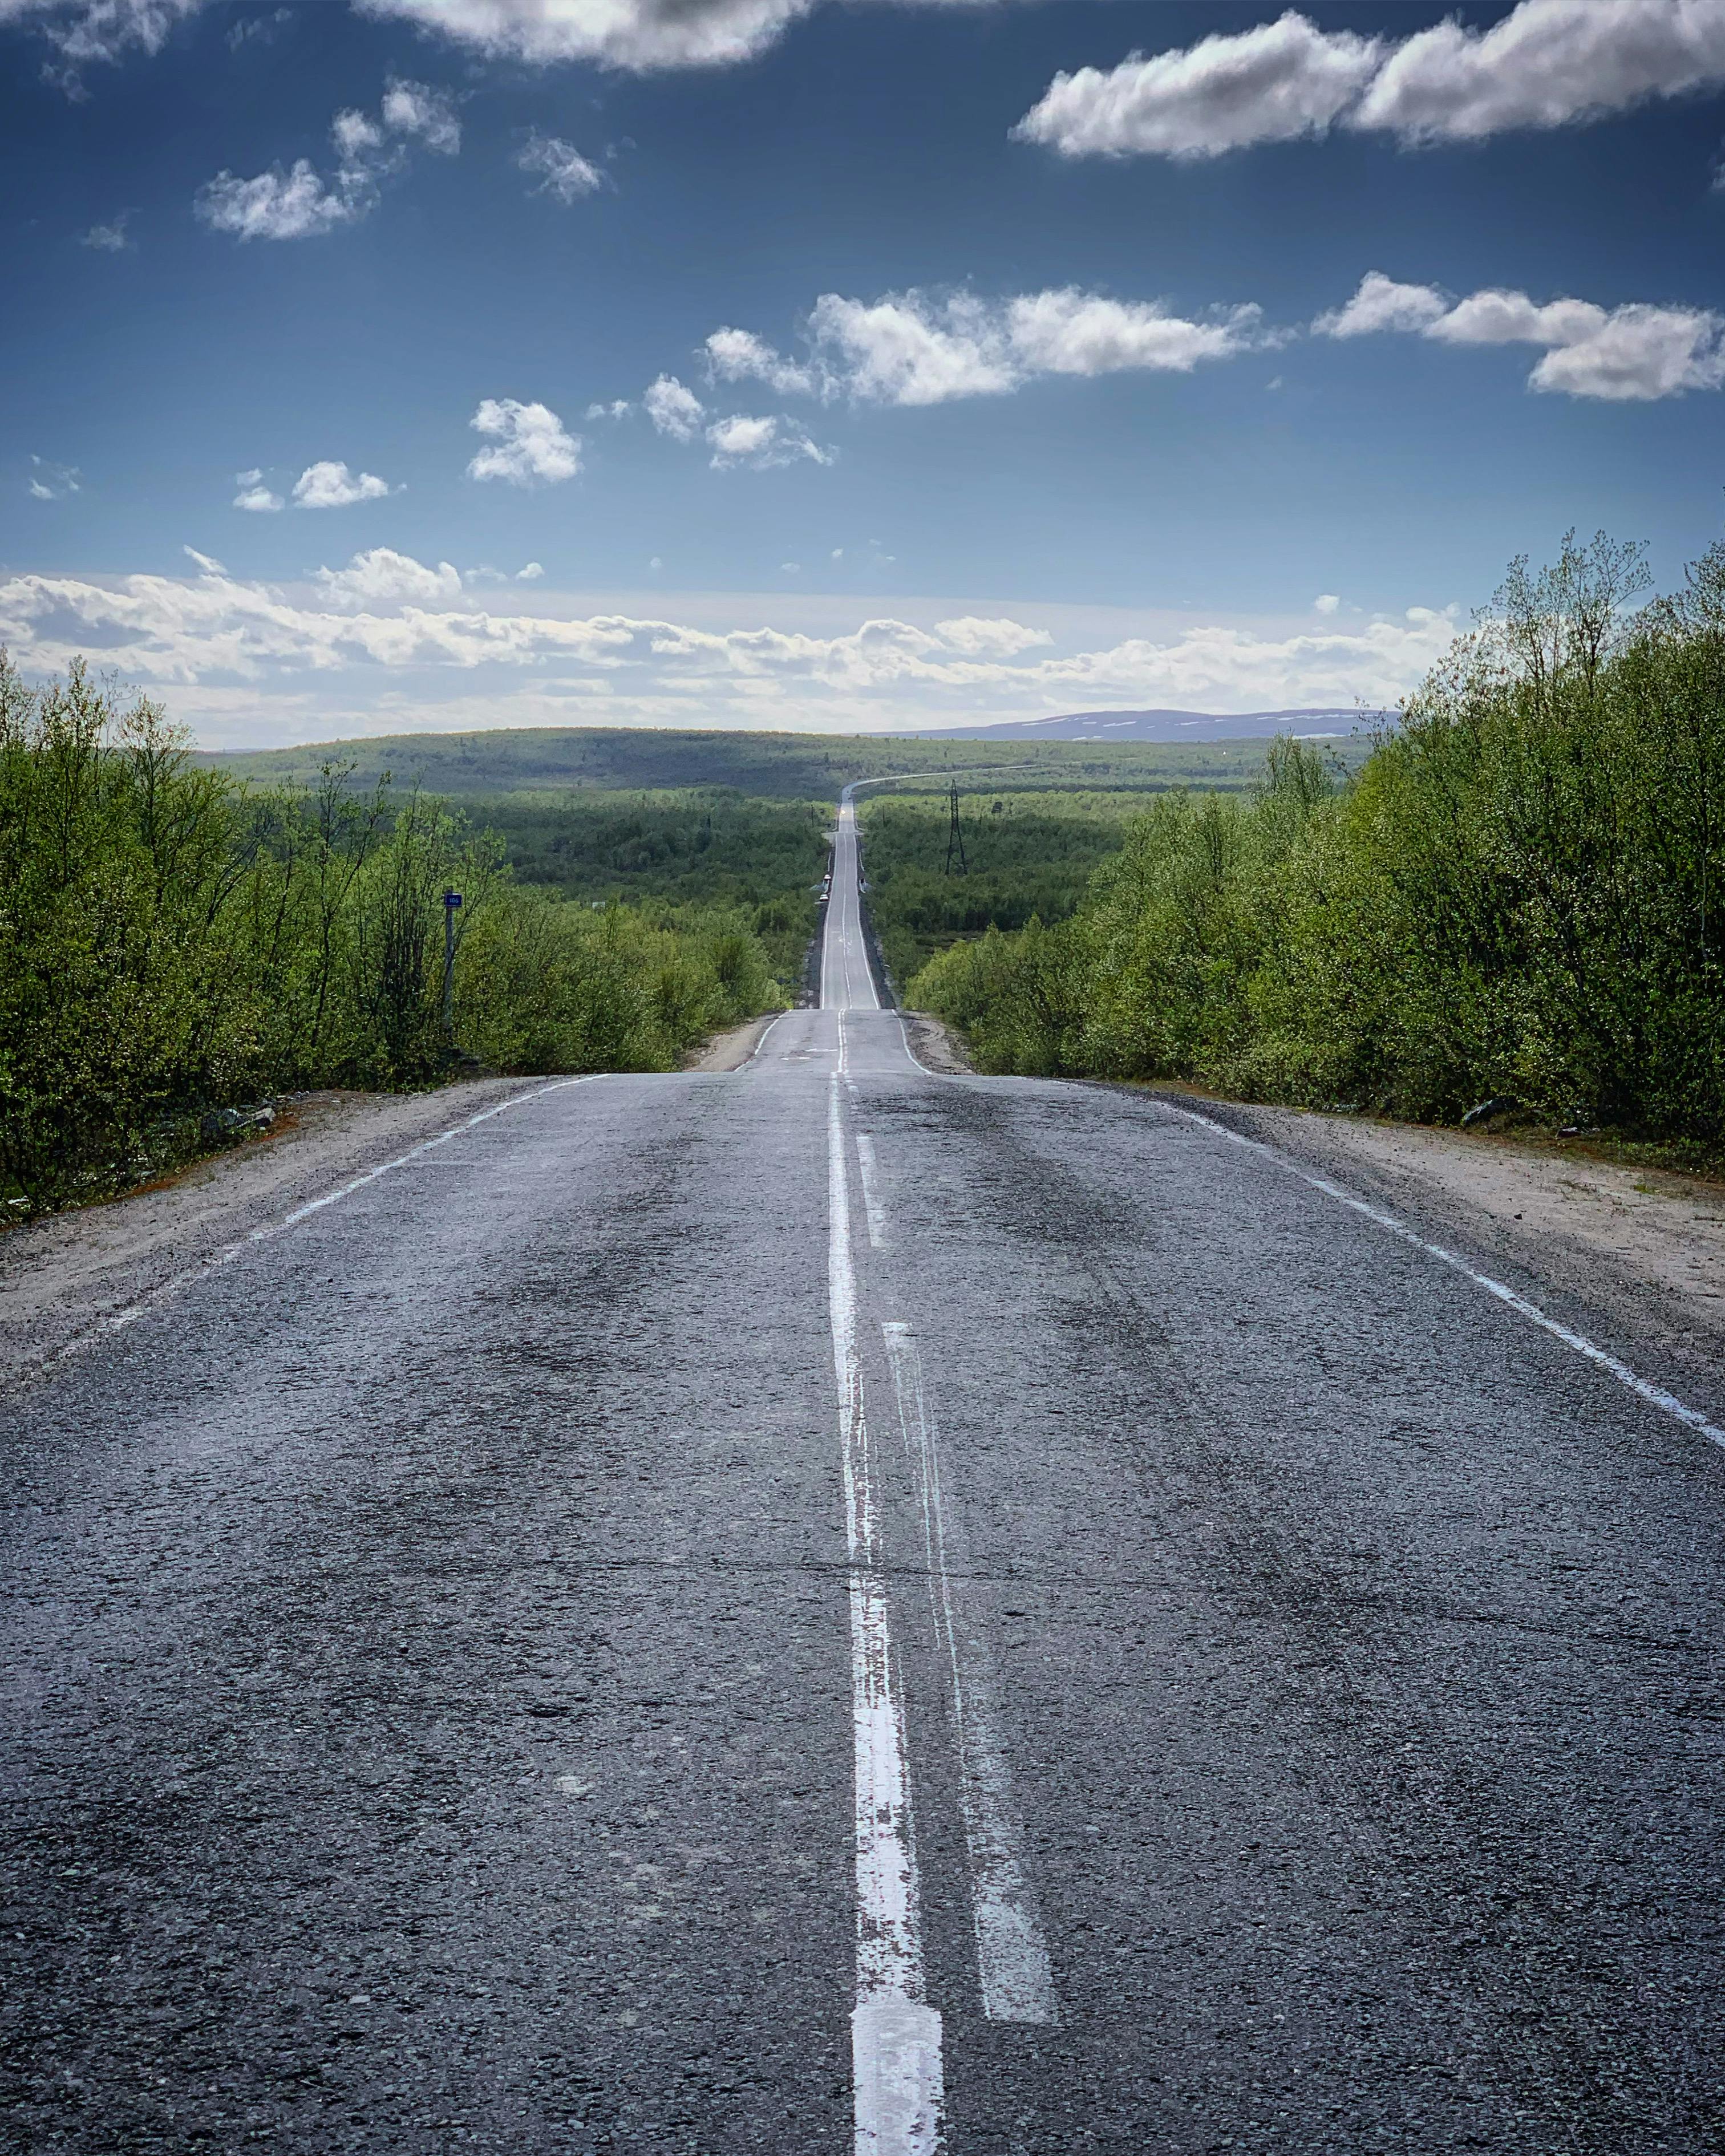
683 1014 781 1072
901 1012 973 1075
0 1080 536 1390
1155 1086 1725 1389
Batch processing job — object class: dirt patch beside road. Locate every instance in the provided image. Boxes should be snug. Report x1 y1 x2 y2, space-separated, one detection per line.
683 1015 781 1072
901 1014 973 1076
0 1080 537 1391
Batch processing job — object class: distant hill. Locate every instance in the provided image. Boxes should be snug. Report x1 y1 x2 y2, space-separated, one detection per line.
913 707 1382 743
203 724 1368 803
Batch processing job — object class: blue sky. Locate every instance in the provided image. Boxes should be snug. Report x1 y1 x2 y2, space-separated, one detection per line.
4 0 1725 743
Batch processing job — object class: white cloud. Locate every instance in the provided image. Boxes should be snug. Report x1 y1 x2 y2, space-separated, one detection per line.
183 545 226 574
233 468 284 513
330 108 384 161
292 460 396 508
809 291 1015 405
705 412 832 468
198 78 457 243
379 76 460 152
1313 270 1449 338
467 398 582 485
27 456 80 500
781 561 800 573
0 0 202 71
705 326 814 396
517 561 545 581
314 547 463 606
196 158 358 241
1317 272 1725 400
804 285 1259 406
80 210 132 250
1015 13 1382 160
1314 593 1340 614
643 374 706 441
1018 1 1725 160
1354 0 1725 143
517 129 604 201
1005 289 1262 375
353 0 819 74
587 398 632 420
0 561 1461 742
932 615 1054 657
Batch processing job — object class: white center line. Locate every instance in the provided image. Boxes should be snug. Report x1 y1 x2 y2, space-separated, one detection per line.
855 1134 889 1250
883 1322 1057 2026
828 1075 944 2156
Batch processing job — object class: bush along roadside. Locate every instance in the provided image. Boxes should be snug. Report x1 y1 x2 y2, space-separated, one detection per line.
912 532 1725 1152
0 653 782 1215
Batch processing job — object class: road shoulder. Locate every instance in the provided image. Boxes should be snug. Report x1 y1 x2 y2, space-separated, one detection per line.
1147 1086 1725 1379
0 1080 535 1391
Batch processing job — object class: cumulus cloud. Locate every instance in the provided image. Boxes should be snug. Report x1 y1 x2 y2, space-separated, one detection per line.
1314 593 1341 614
353 0 820 75
292 460 395 508
517 129 604 201
0 559 1461 741
196 158 358 241
643 374 706 441
1015 13 1382 160
182 545 226 574
807 286 1260 405
705 326 815 396
1017 0 1725 159
198 76 458 241
233 468 283 513
467 398 582 485
1313 270 1450 338
1317 271 1725 400
379 76 460 152
80 210 132 250
0 0 202 75
705 412 832 468
27 456 81 500
315 546 462 606
517 561 545 581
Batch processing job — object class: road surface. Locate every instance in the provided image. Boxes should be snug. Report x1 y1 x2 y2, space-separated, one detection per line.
4 792 1725 2153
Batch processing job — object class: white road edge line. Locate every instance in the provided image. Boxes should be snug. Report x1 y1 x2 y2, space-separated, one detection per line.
828 1075 944 2155
883 1320 1057 2026
62 1077 594 1365
1156 1096 1725 1454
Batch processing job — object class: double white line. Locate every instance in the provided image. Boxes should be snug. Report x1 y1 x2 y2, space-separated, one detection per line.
829 1074 1054 2155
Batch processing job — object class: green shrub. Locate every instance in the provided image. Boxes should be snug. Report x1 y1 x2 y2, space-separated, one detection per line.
912 533 1725 1143
0 655 781 1212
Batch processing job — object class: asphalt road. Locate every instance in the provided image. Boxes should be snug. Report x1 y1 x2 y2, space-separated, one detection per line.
5 794 1725 2154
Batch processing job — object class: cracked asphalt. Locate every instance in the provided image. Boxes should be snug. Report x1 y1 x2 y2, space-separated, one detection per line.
3 797 1724 2153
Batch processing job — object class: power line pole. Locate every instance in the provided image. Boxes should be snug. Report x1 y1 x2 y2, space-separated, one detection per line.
945 783 967 876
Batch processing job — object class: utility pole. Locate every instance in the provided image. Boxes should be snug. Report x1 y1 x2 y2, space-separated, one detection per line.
945 783 968 876
442 889 463 1042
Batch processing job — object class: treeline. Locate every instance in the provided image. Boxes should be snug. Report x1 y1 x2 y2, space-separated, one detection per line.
469 787 827 988
857 790 1150 988
1 656 780 1211
913 534 1725 1145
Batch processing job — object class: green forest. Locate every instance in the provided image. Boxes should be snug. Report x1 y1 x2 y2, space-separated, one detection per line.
0 656 784 1213
910 534 1725 1153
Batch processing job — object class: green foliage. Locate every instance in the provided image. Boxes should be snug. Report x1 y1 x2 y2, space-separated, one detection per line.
913 534 1725 1143
855 789 1156 988
0 655 781 1213
206 724 1366 803
458 788 828 991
